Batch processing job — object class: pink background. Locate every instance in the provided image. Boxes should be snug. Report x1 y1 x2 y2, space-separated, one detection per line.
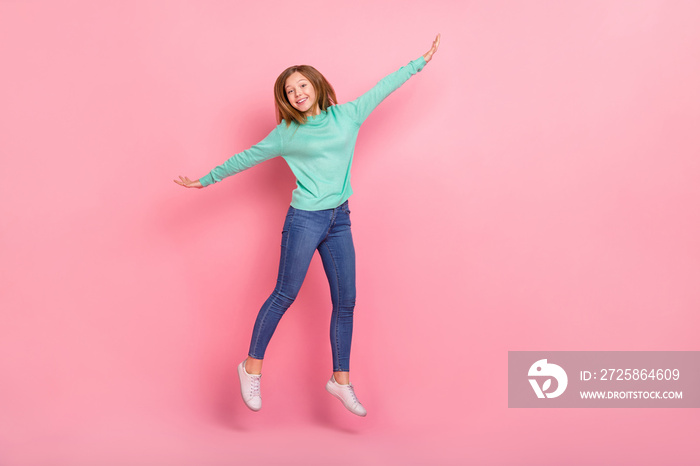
2 1 699 465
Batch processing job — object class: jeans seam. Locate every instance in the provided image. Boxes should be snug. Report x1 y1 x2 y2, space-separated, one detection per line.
320 208 335 244
321 240 343 372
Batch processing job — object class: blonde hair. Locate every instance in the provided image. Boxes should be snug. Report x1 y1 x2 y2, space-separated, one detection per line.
274 65 337 127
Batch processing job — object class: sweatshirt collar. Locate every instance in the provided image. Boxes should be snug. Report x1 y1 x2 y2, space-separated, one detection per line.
303 110 328 125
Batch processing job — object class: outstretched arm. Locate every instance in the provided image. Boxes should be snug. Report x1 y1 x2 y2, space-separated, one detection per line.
344 34 441 126
174 127 283 190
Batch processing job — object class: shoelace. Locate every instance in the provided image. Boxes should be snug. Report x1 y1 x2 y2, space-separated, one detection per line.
345 384 359 405
249 375 261 397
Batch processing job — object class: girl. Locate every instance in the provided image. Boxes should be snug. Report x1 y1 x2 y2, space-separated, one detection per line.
175 34 440 416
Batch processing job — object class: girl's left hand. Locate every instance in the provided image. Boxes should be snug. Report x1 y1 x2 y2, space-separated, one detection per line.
423 33 441 63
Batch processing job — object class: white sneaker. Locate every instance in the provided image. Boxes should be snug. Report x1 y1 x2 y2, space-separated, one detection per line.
237 359 262 411
325 375 367 417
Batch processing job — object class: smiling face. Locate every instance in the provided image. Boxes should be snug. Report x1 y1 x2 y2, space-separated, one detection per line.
284 71 320 116
274 64 337 126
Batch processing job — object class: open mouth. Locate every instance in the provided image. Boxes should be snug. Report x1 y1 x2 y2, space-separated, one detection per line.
296 98 308 105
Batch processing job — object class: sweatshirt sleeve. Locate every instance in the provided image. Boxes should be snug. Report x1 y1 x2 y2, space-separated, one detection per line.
343 56 426 126
199 127 282 187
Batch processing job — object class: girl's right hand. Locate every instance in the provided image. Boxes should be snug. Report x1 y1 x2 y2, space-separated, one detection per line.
174 176 203 189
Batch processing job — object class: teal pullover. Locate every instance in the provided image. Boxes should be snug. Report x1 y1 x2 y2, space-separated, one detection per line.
199 56 427 211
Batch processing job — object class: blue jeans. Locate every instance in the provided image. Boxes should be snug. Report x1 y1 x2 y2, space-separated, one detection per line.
248 200 356 372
